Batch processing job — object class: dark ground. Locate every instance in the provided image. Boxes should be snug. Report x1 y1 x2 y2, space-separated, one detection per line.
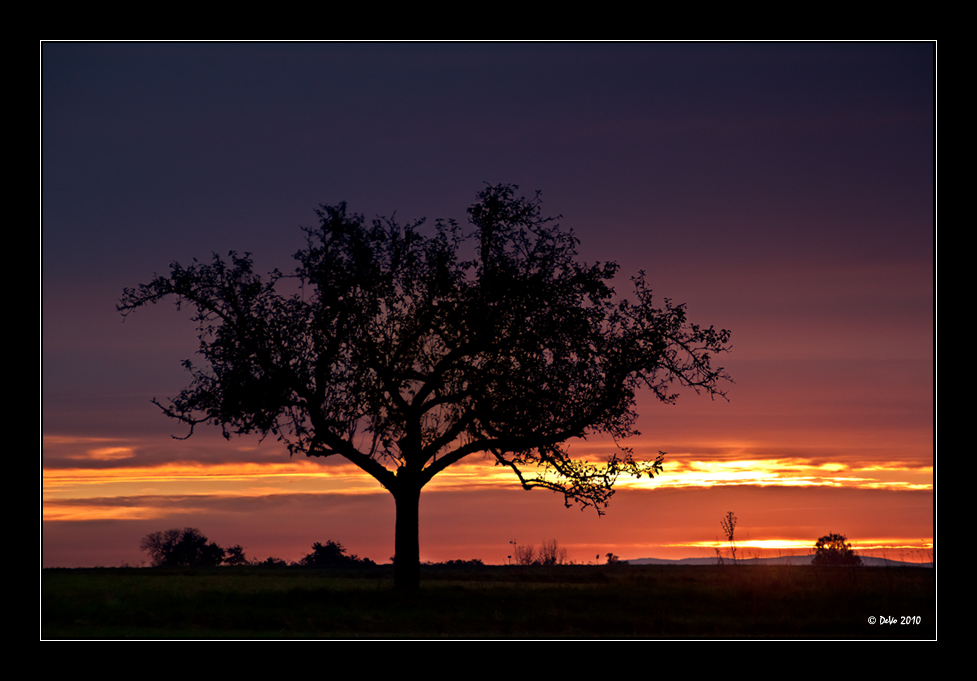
42 563 935 639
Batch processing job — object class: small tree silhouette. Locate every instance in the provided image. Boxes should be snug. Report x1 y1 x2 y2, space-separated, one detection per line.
301 540 374 567
514 543 536 566
538 539 569 566
515 539 568 565
140 527 226 567
223 544 248 565
812 533 862 566
720 511 737 563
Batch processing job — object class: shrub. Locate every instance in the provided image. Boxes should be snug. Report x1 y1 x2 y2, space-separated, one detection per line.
223 544 248 566
438 559 485 568
514 540 569 566
140 528 226 567
301 540 375 567
812 533 862 567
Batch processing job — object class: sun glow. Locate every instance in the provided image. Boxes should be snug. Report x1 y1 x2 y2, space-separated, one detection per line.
639 457 933 491
679 537 934 561
43 460 386 501
43 429 932 534
44 449 931 501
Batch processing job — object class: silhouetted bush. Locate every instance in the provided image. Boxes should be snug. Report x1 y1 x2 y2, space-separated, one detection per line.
140 528 227 567
438 559 485 568
223 545 248 566
515 540 569 566
812 533 862 567
300 540 375 567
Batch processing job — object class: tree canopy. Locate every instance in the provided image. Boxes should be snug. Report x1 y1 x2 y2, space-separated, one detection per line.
300 540 374 567
139 527 227 567
812 533 863 567
121 184 731 589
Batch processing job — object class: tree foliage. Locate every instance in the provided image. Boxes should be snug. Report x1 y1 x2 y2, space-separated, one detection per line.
223 544 248 566
300 540 374 567
437 558 485 568
139 527 227 567
812 533 862 567
120 184 731 589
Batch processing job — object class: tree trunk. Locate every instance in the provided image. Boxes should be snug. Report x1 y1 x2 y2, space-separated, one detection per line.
393 484 421 591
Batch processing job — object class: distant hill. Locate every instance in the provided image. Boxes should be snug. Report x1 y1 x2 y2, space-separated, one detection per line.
625 555 933 568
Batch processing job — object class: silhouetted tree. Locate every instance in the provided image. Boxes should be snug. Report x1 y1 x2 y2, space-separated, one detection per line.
514 539 569 566
300 540 374 567
139 527 226 567
223 544 248 566
120 184 731 590
538 539 569 566
812 533 862 566
438 558 485 568
514 543 537 566
721 511 737 563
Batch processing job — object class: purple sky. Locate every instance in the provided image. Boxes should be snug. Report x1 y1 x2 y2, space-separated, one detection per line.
42 43 934 567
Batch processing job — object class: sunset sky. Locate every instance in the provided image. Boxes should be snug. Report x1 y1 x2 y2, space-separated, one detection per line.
42 42 934 567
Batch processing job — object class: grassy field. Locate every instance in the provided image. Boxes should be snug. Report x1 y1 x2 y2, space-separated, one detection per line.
42 564 935 639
